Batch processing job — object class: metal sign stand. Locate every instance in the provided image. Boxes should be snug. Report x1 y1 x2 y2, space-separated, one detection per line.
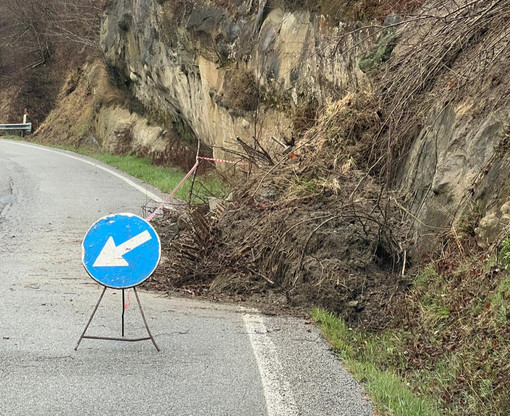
75 287 160 352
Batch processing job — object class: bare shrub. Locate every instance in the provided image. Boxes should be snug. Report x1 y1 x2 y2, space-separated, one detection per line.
0 0 103 126
220 68 261 113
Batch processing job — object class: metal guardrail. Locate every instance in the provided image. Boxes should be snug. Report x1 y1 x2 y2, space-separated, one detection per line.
0 123 32 137
0 123 32 132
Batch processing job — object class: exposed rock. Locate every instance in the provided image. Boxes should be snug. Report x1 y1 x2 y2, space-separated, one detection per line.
475 201 510 248
383 14 401 26
33 61 197 170
396 77 510 251
390 0 510 252
100 0 370 161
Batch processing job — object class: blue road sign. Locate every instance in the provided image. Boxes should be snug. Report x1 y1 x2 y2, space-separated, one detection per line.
82 213 161 289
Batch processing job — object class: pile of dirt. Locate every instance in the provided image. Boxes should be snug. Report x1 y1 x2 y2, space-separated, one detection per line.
150 93 411 327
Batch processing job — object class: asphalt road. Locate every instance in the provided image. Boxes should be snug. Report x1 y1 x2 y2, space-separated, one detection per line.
0 139 374 416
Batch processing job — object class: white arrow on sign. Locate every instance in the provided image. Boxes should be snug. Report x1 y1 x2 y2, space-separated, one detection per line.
92 230 152 267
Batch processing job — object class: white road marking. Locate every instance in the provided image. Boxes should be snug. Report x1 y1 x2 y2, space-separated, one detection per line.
93 230 152 267
2 140 162 202
242 311 298 416
6 139 297 413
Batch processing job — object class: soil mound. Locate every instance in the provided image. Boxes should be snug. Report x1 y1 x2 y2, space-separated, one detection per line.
151 93 410 328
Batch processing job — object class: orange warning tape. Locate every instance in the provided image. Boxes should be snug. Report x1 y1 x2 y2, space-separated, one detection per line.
197 156 248 165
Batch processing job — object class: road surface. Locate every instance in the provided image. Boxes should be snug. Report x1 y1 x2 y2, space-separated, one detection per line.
0 139 374 416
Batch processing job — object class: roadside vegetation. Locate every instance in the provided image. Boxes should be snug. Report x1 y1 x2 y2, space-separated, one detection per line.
80 152 226 202
313 309 442 416
314 240 510 416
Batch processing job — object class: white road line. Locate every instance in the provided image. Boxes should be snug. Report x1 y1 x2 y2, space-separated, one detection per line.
6 139 296 414
2 140 162 202
242 311 298 416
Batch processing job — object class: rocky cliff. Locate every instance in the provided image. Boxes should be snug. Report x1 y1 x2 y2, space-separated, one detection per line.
98 0 510 251
387 1 510 249
100 0 369 158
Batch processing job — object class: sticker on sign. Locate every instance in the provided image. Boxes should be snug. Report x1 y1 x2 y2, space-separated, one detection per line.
82 213 161 288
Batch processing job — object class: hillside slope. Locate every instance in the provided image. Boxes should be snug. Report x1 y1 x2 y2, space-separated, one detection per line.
97 0 510 253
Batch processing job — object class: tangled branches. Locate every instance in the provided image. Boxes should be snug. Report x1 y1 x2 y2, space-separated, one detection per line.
154 92 409 326
374 0 510 181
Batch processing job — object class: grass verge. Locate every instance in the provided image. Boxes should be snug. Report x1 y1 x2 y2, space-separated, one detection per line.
312 308 442 416
82 152 225 202
314 244 510 416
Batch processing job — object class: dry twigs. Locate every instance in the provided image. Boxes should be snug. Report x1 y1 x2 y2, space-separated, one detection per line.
154 90 408 326
374 0 510 181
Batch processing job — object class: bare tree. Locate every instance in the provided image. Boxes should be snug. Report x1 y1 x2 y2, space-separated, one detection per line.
40 0 103 50
0 0 102 68
0 0 51 68
0 0 103 125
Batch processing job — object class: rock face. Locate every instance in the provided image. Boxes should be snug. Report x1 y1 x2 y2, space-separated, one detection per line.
391 1 510 250
398 100 510 248
33 61 195 169
97 0 510 251
100 0 368 159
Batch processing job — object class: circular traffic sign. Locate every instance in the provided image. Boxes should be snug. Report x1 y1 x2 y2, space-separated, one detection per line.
82 213 161 288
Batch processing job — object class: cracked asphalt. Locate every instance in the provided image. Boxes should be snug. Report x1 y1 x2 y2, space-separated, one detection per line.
0 139 374 416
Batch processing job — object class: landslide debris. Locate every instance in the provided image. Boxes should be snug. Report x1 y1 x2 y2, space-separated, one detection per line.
151 93 410 328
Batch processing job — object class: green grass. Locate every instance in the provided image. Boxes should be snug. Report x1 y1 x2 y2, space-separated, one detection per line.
413 264 440 289
312 308 442 416
88 152 194 200
358 30 398 73
489 276 510 324
313 250 510 416
1 136 226 202
85 152 225 201
501 235 510 268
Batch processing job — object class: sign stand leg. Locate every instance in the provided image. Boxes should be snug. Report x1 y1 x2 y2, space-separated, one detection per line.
133 287 160 352
122 289 125 338
75 286 107 351
75 286 160 352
